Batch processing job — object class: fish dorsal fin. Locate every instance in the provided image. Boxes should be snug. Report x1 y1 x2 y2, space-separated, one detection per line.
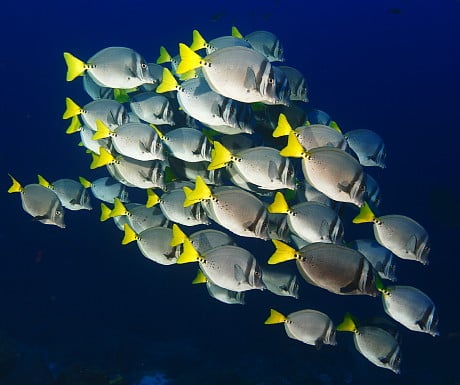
268 240 297 264
273 113 294 138
156 68 179 94
37 174 52 189
156 46 171 64
66 115 82 134
234 264 247 284
79 176 92 189
268 192 289 214
177 43 203 75
336 313 359 333
208 141 233 170
92 119 112 140
244 67 257 91
183 176 212 207
192 269 207 284
145 188 160 208
231 26 244 39
176 238 200 264
171 224 188 247
7 174 23 193
62 97 82 119
405 234 418 254
63 52 86 81
122 223 138 245
190 29 207 51
110 198 128 218
100 202 112 222
90 147 115 169
352 201 375 224
264 308 287 324
279 132 305 158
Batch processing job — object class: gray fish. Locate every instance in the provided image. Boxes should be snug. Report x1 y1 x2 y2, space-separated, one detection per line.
8 175 65 228
38 175 92 211
129 92 175 125
269 241 378 296
233 28 285 62
265 308 336 347
79 176 129 204
190 30 253 55
262 266 300 298
168 158 223 186
64 47 156 89
364 173 382 207
191 269 245 305
82 74 114 100
344 129 386 168
279 65 309 102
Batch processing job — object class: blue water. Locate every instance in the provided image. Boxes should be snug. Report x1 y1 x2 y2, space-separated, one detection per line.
1 1 459 384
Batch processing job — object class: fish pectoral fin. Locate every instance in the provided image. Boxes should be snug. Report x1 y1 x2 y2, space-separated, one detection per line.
234 264 247 284
337 181 352 194
405 235 418 254
244 67 257 91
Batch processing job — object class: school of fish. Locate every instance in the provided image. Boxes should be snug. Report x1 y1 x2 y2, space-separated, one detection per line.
8 27 439 374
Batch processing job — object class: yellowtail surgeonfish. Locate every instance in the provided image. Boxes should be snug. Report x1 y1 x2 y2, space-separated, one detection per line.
190 29 252 55
129 92 175 126
79 176 129 204
192 270 246 305
261 266 300 298
353 202 430 264
177 238 265 292
344 129 386 168
377 282 439 336
170 224 235 253
264 308 336 348
231 27 285 63
176 43 290 106
8 175 65 228
269 240 379 296
64 47 156 89
278 66 309 102
337 313 401 373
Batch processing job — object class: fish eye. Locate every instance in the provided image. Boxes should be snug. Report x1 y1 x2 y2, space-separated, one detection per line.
268 77 274 84
141 63 148 69
55 210 61 216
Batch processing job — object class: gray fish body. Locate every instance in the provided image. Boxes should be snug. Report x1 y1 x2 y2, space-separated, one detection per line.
81 99 129 131
127 205 169 233
296 125 347 151
344 129 386 168
232 146 296 190
244 31 284 62
203 186 270 240
129 92 175 125
51 179 92 211
113 203 141 231
373 215 430 264
302 147 365 207
286 201 344 244
199 245 264 292
20 184 65 228
284 310 336 347
262 267 300 298
297 243 378 296
140 63 164 92
205 281 246 305
226 166 275 197
364 173 382 207
110 122 165 161
160 188 209 226
205 36 252 55
83 74 114 100
349 239 396 281
80 125 110 154
89 176 129 204
279 65 308 102
87 47 155 89
189 229 235 253
135 227 179 265
202 46 287 105
353 326 401 373
176 77 254 135
162 127 213 162
168 158 223 185
382 285 439 336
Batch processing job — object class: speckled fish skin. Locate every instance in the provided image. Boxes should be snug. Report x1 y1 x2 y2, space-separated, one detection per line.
372 214 430 265
160 188 210 226
160 127 213 163
204 35 252 55
189 229 235 253
88 177 129 204
86 47 155 89
80 99 129 131
126 205 169 233
134 227 179 265
353 326 401 373
284 310 336 347
295 125 347 151
296 243 378 296
382 285 439 336
129 92 175 125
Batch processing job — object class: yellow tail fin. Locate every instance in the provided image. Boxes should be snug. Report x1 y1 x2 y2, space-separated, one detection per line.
268 240 297 264
150 124 167 141
146 189 160 208
177 43 203 75
183 176 212 207
156 46 172 64
231 26 244 39
63 52 86 81
208 141 233 170
62 97 83 120
156 68 179 94
329 121 342 133
90 147 115 169
336 313 358 333
279 132 306 158
122 223 138 245
7 174 23 193
264 308 287 324
176 238 200 264
352 201 375 224
92 120 112 140
37 174 52 189
100 203 112 222
110 198 128 218
273 113 294 137
267 192 289 214
79 176 92 189
66 116 82 134
171 224 187 247
190 29 207 51
179 69 198 81
192 269 208 284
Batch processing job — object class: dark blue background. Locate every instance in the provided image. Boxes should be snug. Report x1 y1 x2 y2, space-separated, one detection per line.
1 1 459 384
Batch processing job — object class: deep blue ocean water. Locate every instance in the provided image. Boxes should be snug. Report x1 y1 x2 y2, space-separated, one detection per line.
1 1 459 384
